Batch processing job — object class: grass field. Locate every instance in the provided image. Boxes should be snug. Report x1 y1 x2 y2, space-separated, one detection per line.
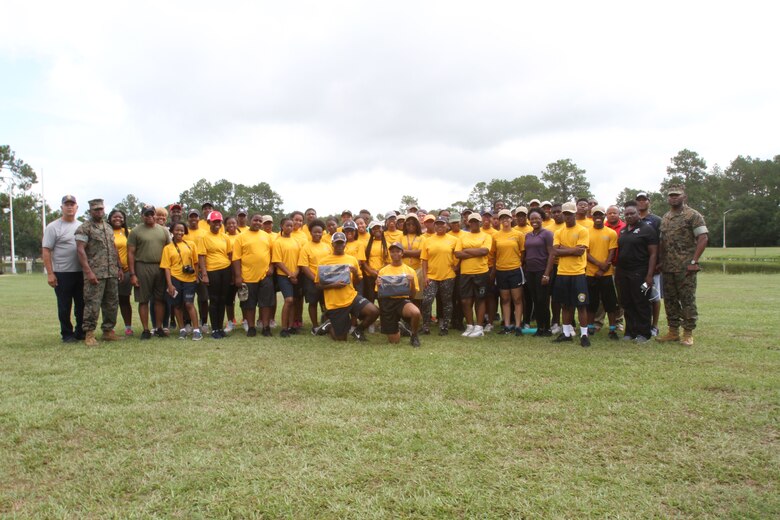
1 273 779 518
701 247 780 261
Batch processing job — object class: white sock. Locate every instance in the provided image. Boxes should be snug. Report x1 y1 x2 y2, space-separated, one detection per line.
563 324 573 337
581 327 589 337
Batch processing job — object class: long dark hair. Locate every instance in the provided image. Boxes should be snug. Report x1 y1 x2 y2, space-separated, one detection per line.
402 218 422 236
365 229 389 267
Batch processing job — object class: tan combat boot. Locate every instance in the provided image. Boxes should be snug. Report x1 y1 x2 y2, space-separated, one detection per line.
655 327 680 343
84 330 99 347
680 330 694 347
102 329 121 341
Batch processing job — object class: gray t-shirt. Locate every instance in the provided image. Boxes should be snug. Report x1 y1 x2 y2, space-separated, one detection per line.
42 218 83 272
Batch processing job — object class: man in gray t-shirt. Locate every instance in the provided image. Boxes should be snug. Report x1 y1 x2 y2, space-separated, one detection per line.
42 195 85 342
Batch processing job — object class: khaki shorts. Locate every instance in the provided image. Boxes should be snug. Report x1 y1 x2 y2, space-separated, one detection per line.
134 262 165 302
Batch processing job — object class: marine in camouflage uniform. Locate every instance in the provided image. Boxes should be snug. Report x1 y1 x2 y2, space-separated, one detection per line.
657 186 709 346
75 199 123 345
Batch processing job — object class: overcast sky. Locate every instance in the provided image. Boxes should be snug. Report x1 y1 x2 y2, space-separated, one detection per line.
2 1 778 216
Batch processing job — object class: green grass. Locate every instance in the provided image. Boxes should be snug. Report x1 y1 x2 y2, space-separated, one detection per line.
1 273 779 518
702 247 780 262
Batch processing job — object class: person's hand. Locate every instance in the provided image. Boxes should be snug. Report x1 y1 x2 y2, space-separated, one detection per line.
47 272 58 288
644 275 653 288
595 269 604 278
234 276 243 288
117 271 124 282
349 265 358 275
290 275 298 284
201 274 209 286
130 274 140 288
541 274 550 286
686 263 701 275
86 271 98 285
167 285 177 297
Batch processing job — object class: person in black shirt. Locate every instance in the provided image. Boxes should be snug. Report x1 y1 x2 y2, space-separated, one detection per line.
616 202 658 342
636 192 662 335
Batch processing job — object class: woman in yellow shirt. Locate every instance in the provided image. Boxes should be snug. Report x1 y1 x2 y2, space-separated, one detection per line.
109 209 134 336
223 216 242 332
494 209 526 335
272 217 302 338
420 216 458 335
161 222 201 340
401 213 425 305
197 211 233 339
363 221 389 305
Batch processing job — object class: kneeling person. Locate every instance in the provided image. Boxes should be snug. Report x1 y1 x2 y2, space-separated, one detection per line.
377 242 422 347
316 232 379 341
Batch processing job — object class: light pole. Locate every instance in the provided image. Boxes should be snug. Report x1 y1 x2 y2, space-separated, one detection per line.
0 175 16 273
722 208 734 249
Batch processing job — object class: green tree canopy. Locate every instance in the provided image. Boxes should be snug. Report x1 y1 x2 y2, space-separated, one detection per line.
541 159 592 202
179 178 284 219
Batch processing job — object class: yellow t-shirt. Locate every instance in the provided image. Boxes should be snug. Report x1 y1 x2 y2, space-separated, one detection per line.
482 226 497 237
232 229 272 283
344 240 367 262
315 254 361 310
356 231 371 249
455 231 493 275
383 229 403 244
400 234 425 270
113 228 129 271
447 229 464 241
493 229 525 271
576 217 594 229
225 233 239 254
298 240 333 276
196 231 232 271
376 263 420 299
554 224 589 276
160 240 198 283
544 220 564 233
513 224 533 235
420 233 457 281
291 229 309 247
237 225 250 234
198 219 211 233
586 226 618 276
365 239 389 272
186 226 207 245
301 225 312 242
271 235 301 277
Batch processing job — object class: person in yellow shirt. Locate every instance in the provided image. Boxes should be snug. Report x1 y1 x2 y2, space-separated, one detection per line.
420 216 458 335
261 215 279 328
322 218 338 244
272 217 302 338
585 206 619 340
481 210 497 236
108 209 134 336
197 211 233 339
198 202 215 232
186 208 209 331
455 214 493 337
342 220 367 295
543 203 565 233
383 211 403 244
290 211 308 247
232 214 274 337
355 217 371 248
161 222 201 340
362 221 389 305
223 216 241 332
376 242 422 347
302 208 317 241
297 219 332 334
289 211 308 329
446 212 466 329
236 209 249 233
552 202 591 347
315 232 379 341
575 198 594 229
494 209 526 335
513 206 533 235
422 214 436 238
400 214 425 308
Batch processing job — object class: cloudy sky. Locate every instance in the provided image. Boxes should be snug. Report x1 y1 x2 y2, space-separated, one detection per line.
2 1 778 215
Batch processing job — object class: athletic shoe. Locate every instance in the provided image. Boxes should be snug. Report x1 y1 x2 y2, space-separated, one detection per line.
608 331 619 341
288 327 299 335
262 327 272 337
587 325 596 336
439 328 449 336
351 327 368 342
551 323 562 335
201 323 210 334
211 330 223 340
540 330 553 337
154 328 166 338
242 320 249 332
398 320 412 337
498 326 513 335
420 326 430 335
140 330 152 341
280 329 290 338
192 330 203 341
461 324 475 337
580 335 591 348
269 320 278 329
553 333 572 343
621 335 633 341
635 335 649 344
650 326 659 337
184 324 193 335
162 327 170 337
410 334 421 348
225 321 235 333
178 329 187 340
315 320 332 336
124 327 134 337
467 325 484 337
483 323 493 333
533 329 545 337
247 327 257 337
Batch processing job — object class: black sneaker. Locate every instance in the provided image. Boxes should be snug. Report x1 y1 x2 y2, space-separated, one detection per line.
211 330 223 340
541 329 553 337
420 326 430 335
314 320 331 336
553 333 573 343
154 328 166 338
351 327 368 342
498 326 513 335
62 335 78 343
398 320 412 337
280 329 290 338
289 327 299 335
140 330 152 340
532 329 545 337
514 327 523 336
410 334 421 348
608 331 619 341
438 328 449 336
580 335 591 348
262 327 272 337
247 327 257 337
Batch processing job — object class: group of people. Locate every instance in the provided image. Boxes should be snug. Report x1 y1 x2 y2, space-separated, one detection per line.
42 186 708 348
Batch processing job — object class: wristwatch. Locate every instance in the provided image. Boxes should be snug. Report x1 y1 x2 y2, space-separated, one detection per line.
690 260 698 265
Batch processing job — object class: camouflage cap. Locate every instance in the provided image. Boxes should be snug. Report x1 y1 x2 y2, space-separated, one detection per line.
88 199 104 210
667 185 685 196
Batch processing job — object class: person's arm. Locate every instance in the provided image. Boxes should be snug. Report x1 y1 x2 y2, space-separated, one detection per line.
232 259 243 288
421 260 429 287
462 247 489 256
41 248 57 287
198 255 209 285
645 244 658 287
164 268 176 297
127 245 140 287
688 233 708 275
76 240 98 285
300 265 315 281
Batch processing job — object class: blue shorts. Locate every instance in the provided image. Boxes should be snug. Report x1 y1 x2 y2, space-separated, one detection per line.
552 274 589 308
277 275 301 299
167 278 197 306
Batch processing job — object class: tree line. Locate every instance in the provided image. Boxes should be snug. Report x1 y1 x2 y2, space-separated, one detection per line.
1 146 778 261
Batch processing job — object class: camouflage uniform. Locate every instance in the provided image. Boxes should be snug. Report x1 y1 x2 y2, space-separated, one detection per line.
659 205 708 331
75 202 121 333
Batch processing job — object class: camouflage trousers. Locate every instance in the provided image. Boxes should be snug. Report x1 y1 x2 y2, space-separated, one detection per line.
422 278 455 330
662 271 699 331
82 278 119 332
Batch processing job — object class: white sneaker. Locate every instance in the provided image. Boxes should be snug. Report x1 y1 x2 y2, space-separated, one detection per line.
269 320 278 329
225 321 235 333
483 323 493 333
184 323 193 335
551 323 562 335
242 319 249 332
368 324 375 334
468 325 485 337
201 323 210 334
461 324 475 337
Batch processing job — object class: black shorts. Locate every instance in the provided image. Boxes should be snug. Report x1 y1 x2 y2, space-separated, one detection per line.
118 271 133 297
552 274 589 307
243 277 275 309
379 297 412 334
326 295 371 337
459 272 489 300
586 275 618 313
196 279 209 302
495 267 525 291
277 275 302 299
301 276 323 305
